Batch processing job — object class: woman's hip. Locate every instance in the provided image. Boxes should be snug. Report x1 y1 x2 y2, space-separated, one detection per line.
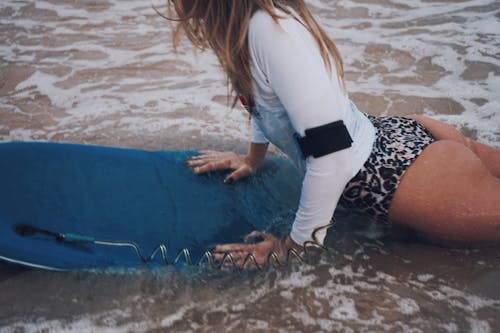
339 115 435 223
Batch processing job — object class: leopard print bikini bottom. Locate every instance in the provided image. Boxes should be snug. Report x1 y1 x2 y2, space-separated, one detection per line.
339 115 435 223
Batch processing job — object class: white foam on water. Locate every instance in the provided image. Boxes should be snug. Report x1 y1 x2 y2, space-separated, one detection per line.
291 310 319 327
7 128 47 142
416 273 434 282
16 70 75 107
1 1 499 332
276 270 317 288
468 319 492 333
160 305 192 327
0 311 151 333
2 0 498 145
34 1 94 18
330 296 359 320
3 1 498 144
311 0 500 146
396 298 420 315
439 322 460 333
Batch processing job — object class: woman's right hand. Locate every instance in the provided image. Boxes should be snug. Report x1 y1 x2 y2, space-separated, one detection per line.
186 150 255 183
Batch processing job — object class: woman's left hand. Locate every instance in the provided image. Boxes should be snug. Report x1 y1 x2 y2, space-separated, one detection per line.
213 231 302 269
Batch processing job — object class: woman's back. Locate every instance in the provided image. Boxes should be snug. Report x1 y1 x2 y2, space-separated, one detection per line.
247 8 375 174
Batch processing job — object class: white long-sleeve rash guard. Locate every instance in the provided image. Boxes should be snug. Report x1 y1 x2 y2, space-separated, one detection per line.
247 10 376 245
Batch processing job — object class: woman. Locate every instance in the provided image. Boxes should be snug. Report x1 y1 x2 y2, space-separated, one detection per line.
167 0 500 267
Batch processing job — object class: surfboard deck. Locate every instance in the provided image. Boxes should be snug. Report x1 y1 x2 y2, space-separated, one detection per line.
0 142 302 270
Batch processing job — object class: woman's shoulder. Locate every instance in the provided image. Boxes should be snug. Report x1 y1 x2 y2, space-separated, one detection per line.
249 8 301 40
249 10 279 38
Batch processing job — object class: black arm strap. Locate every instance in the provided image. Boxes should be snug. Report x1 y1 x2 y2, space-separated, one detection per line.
295 120 353 158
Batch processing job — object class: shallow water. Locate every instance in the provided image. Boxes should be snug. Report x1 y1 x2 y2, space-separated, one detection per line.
0 0 499 332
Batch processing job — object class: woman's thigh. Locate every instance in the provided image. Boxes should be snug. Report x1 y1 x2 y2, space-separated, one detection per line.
388 139 500 244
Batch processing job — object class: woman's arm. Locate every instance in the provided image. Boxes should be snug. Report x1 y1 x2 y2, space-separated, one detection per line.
249 11 355 247
246 142 269 170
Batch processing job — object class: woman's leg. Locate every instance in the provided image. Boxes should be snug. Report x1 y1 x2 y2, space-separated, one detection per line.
389 139 500 244
407 114 500 178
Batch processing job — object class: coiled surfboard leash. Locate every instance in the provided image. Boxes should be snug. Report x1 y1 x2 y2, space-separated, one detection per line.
13 222 333 271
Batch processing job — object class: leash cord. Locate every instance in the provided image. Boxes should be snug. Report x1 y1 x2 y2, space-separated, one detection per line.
12 221 333 271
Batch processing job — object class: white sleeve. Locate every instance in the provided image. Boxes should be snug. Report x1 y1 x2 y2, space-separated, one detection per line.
250 117 269 144
249 12 355 245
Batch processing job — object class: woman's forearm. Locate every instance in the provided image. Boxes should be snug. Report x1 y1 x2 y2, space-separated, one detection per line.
245 142 269 171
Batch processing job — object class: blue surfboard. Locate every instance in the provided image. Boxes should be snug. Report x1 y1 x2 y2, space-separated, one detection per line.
0 142 302 270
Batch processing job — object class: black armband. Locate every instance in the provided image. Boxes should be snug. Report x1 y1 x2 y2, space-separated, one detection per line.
294 120 353 158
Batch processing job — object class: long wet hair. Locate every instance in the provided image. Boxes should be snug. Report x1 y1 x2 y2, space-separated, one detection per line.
163 0 345 105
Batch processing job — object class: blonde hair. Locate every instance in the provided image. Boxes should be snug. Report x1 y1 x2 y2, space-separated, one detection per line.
162 0 345 105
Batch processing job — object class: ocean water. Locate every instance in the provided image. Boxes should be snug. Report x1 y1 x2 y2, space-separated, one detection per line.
0 0 499 332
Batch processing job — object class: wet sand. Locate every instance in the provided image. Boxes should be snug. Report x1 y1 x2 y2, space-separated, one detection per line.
0 0 499 332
